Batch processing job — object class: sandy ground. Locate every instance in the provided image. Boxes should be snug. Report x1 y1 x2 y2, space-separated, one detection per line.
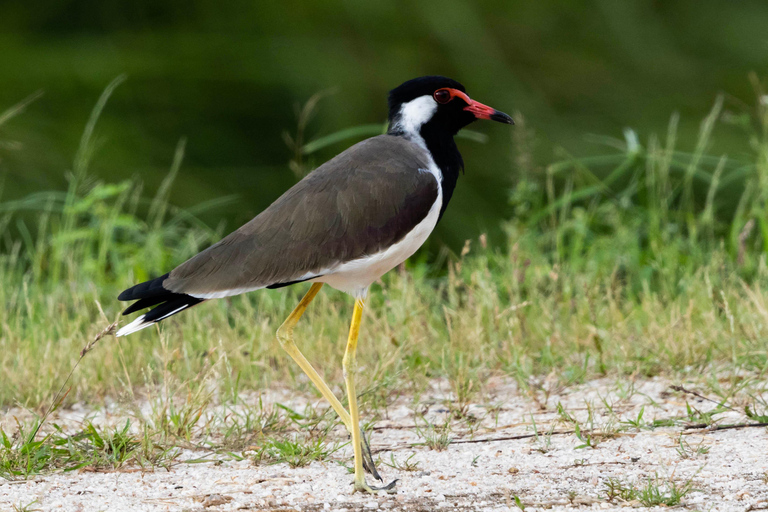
2 376 767 511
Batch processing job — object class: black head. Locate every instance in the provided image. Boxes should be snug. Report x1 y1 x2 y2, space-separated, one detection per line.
387 75 513 138
385 76 513 222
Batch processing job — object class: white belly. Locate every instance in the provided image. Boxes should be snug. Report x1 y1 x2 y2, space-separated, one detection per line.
317 179 442 298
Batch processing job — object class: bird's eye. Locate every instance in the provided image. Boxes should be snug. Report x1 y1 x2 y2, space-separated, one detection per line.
433 89 451 104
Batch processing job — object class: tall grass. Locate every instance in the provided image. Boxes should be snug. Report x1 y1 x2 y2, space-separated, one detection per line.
0 79 766 412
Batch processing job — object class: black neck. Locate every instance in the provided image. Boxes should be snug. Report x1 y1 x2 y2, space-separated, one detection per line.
388 124 463 222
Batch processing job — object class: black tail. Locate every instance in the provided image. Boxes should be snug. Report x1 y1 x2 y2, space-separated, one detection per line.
117 273 204 336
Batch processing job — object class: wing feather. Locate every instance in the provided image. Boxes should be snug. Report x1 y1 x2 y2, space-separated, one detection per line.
163 135 439 297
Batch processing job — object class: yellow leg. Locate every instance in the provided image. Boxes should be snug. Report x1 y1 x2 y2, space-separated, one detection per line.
276 283 352 429
343 299 366 490
342 298 397 493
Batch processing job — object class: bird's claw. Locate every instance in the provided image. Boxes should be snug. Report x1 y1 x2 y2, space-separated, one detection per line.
355 427 396 493
354 478 399 495
359 427 382 482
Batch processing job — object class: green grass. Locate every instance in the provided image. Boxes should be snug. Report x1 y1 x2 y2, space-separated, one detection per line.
256 435 344 468
1 79 768 482
414 417 452 451
11 500 41 512
381 452 420 472
603 475 696 506
0 418 179 480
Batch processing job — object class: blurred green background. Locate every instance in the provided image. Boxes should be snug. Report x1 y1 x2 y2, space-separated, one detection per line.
1 0 766 250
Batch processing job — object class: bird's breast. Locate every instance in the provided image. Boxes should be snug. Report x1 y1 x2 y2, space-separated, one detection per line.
316 165 443 298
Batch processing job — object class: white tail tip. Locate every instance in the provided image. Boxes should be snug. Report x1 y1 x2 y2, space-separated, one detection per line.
115 315 154 337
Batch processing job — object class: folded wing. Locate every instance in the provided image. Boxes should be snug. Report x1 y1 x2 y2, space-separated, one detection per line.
156 135 438 298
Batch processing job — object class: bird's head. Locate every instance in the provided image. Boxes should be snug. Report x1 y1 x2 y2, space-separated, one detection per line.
387 76 513 140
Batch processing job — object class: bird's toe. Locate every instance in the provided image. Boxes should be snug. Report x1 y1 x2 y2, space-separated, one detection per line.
354 478 398 495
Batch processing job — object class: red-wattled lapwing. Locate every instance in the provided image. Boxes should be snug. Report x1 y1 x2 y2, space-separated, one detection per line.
117 76 512 493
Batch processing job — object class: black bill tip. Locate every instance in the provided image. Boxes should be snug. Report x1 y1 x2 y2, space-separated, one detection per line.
490 110 514 125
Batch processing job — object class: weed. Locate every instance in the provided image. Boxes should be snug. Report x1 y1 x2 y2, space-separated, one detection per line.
603 476 695 506
255 435 342 468
622 405 647 431
555 402 601 449
414 418 452 452
555 402 577 426
212 402 286 452
613 380 638 402
0 418 176 480
0 420 63 480
684 402 726 426
675 435 710 459
638 476 695 506
573 423 599 450
485 402 503 428
745 403 768 423
11 500 41 512
650 418 677 429
67 421 140 469
382 452 420 472
530 413 554 453
153 398 208 441
603 477 639 502
443 350 478 420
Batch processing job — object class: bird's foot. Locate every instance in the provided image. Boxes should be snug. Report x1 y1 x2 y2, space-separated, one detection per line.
354 478 398 495
359 427 382 482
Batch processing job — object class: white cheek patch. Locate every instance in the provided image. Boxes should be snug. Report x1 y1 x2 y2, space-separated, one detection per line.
396 95 437 140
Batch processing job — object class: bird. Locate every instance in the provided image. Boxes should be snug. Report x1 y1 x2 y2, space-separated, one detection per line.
116 76 513 493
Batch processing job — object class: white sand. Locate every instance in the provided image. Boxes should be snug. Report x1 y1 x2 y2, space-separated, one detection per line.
2 376 767 511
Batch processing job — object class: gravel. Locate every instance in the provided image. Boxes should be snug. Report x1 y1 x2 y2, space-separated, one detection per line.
2 376 767 511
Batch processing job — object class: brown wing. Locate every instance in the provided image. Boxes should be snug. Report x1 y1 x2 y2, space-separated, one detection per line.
163 135 439 297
